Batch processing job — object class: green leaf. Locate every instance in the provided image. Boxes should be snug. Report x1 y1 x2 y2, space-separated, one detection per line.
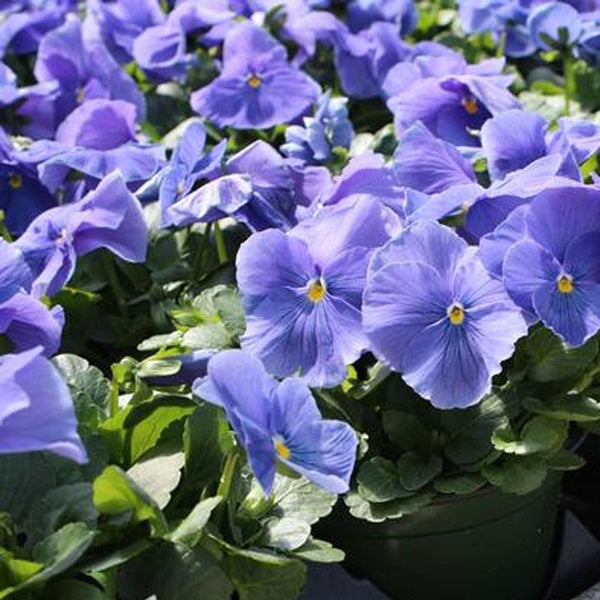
382 411 431 452
357 457 411 503
433 473 486 495
524 328 598 382
269 475 337 526
260 518 311 551
23 483 98 549
53 354 110 428
183 404 230 490
547 450 586 471
345 490 434 523
525 395 600 422
27 523 96 587
492 416 567 456
167 496 222 548
223 549 306 600
0 453 59 524
483 456 548 495
127 450 185 509
123 395 197 464
93 466 168 536
43 579 111 600
182 322 233 350
397 453 443 491
443 392 510 465
137 358 182 378
293 539 344 563
117 542 232 600
211 285 246 337
137 331 184 352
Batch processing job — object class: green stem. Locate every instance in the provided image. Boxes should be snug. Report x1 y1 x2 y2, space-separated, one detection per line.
0 211 12 242
214 221 228 265
562 51 575 116
217 449 240 500
192 222 212 280
496 32 507 58
103 254 129 317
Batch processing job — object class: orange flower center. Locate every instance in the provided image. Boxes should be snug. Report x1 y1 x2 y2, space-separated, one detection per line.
307 279 326 303
557 274 574 294
462 97 478 115
8 173 22 190
247 75 262 88
447 303 465 325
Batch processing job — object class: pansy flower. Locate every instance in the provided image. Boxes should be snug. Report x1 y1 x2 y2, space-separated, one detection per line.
167 140 298 231
0 292 64 357
497 183 600 346
193 349 357 494
459 0 535 58
387 56 519 146
135 120 227 224
191 22 320 129
281 91 354 165
15 99 164 195
236 197 392 387
14 170 147 297
0 346 87 463
346 0 418 33
32 16 145 132
363 220 527 408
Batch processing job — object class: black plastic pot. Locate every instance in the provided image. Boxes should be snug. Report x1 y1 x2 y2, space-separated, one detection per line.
320 472 562 600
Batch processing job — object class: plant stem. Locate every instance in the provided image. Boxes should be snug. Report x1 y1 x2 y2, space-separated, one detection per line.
103 254 129 317
214 221 228 265
562 51 575 116
192 222 212 280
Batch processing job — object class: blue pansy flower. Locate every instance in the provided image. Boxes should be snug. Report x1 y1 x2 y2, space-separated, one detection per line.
346 0 418 33
191 22 320 129
459 0 536 58
15 170 147 297
0 292 64 357
363 220 528 408
236 197 392 387
499 183 600 346
282 91 354 165
167 140 299 232
0 0 76 58
31 15 145 131
135 120 227 225
15 99 164 195
193 349 357 494
387 56 520 146
527 1 583 50
0 346 87 463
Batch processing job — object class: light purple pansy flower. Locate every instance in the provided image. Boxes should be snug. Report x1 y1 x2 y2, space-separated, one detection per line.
363 220 528 408
0 346 87 463
191 22 320 129
14 170 147 297
236 197 392 387
194 349 357 494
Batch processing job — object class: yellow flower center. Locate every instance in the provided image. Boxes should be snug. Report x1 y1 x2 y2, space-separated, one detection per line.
307 279 326 303
274 438 291 460
557 274 574 294
462 97 478 115
447 303 465 325
247 74 262 88
8 173 22 190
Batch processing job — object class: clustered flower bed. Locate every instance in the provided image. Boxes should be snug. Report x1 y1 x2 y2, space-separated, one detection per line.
2 0 600 599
